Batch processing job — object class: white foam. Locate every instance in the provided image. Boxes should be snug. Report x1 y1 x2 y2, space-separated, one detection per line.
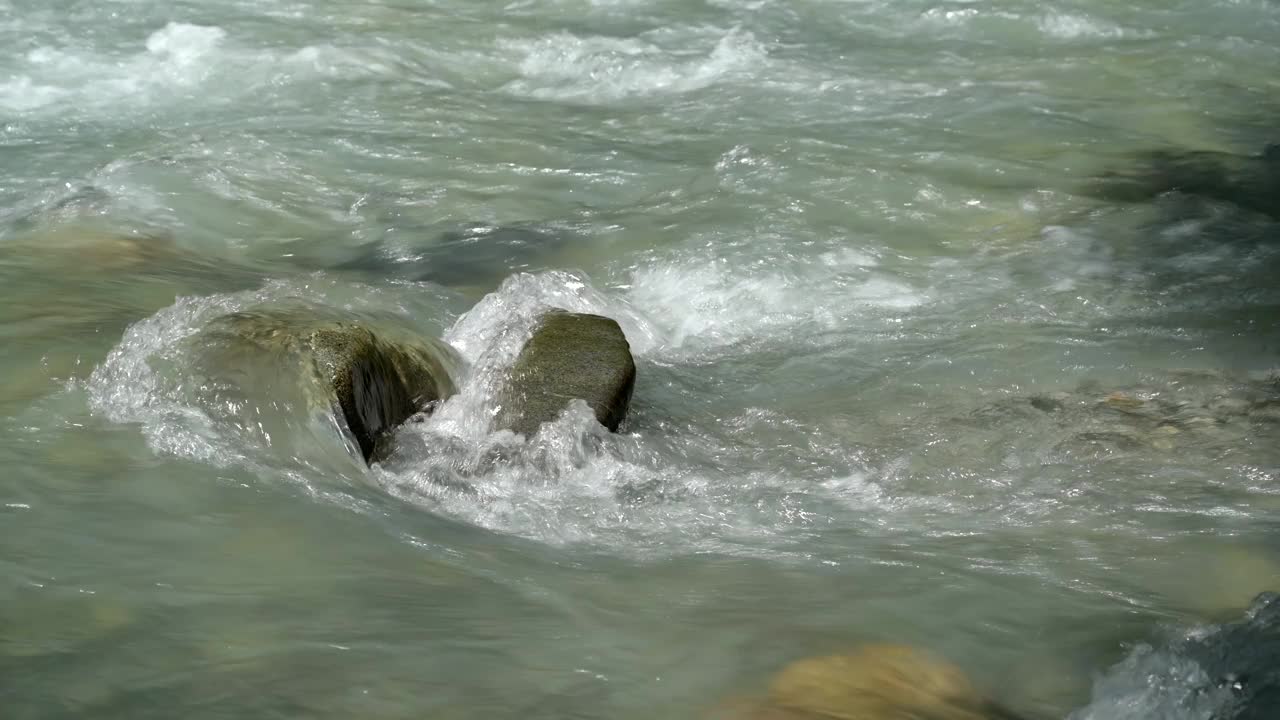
87 290 250 467
379 398 887 551
0 75 69 112
500 27 766 102
444 270 659 362
0 23 225 112
821 471 890 508
1036 13 1130 40
378 403 659 546
625 262 796 349
917 8 1139 42
144 23 228 66
0 22 420 115
625 253 925 352
920 7 981 24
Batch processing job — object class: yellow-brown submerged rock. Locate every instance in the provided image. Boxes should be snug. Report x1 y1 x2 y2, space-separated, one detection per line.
732 645 1020 720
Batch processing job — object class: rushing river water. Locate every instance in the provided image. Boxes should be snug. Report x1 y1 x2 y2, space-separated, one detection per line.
2 1 1279 718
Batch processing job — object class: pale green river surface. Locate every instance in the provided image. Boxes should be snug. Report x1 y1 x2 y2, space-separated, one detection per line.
2 1 1280 718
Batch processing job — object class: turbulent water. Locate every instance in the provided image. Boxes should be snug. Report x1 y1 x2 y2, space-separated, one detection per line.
2 1 1279 718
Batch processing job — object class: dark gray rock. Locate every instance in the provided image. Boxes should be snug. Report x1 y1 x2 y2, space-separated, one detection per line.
1179 592 1280 720
496 310 636 437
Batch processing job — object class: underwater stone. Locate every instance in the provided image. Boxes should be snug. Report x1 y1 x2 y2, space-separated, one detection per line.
496 310 636 437
743 644 1023 720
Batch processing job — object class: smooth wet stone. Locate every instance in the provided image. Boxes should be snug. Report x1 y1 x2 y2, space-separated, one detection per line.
496 310 636 437
740 644 1022 720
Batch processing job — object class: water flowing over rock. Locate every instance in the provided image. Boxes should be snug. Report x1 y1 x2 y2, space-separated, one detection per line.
495 309 636 437
204 310 460 463
311 327 457 463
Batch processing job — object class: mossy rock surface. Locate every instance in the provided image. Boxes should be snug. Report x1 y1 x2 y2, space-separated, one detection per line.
497 310 636 437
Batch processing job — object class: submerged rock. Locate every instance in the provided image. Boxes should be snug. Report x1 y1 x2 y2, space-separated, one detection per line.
968 372 1280 455
203 310 459 463
0 225 178 269
279 222 576 295
730 644 1022 720
496 310 636 437
1083 145 1280 220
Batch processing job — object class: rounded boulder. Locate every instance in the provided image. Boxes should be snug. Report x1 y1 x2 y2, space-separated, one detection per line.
496 310 636 437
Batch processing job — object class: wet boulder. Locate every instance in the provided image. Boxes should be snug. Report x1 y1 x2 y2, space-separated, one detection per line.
203 310 459 463
496 310 636 437
725 644 1022 720
1181 592 1280 720
1077 592 1280 720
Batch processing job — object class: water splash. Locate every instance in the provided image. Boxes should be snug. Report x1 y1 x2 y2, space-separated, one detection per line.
500 27 767 102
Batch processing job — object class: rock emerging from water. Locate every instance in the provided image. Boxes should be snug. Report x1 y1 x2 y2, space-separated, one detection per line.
726 644 1022 720
1181 592 1280 720
496 310 636 437
1077 592 1280 720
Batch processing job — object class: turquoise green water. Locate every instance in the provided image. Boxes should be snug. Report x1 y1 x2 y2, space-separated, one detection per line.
2 1 1279 718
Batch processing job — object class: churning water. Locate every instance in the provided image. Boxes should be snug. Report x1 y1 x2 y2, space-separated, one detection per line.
2 1 1279 718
